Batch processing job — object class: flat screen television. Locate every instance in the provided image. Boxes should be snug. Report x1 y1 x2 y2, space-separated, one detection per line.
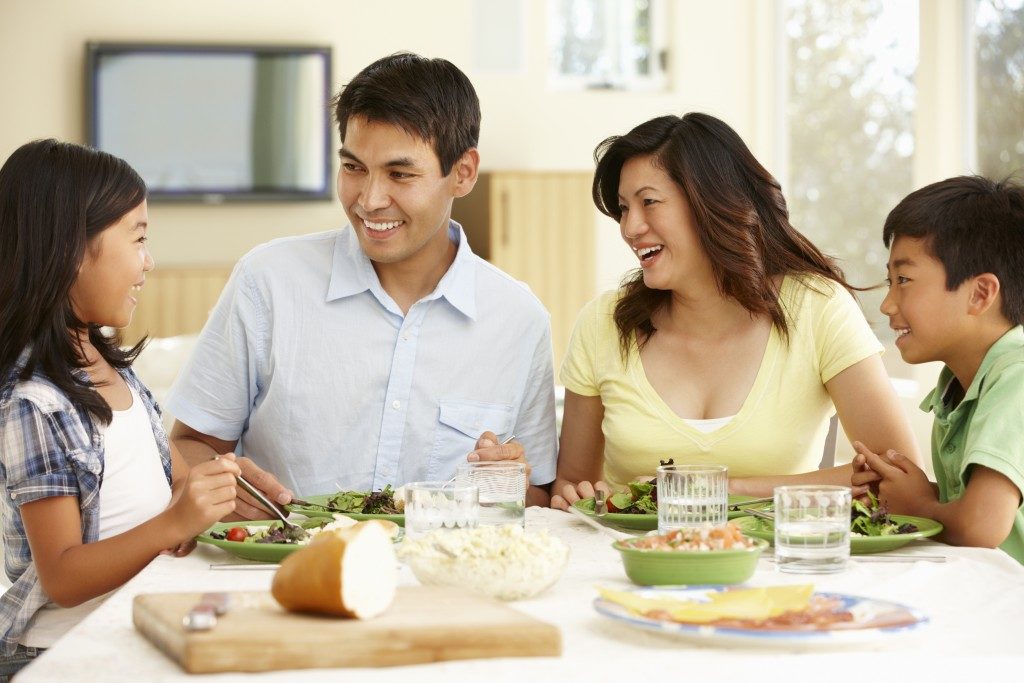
86 43 333 202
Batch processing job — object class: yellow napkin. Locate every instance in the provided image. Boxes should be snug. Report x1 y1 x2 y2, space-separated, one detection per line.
598 585 814 624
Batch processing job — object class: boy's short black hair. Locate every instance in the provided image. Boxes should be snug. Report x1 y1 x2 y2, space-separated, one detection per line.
332 52 480 176
883 175 1024 325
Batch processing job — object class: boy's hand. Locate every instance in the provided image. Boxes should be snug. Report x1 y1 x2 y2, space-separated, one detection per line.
858 447 937 515
851 441 883 499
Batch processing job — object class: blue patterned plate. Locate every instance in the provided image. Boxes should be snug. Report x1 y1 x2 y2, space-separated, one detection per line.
594 585 928 648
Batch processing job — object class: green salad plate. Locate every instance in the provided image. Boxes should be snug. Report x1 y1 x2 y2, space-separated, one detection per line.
572 495 772 531
732 514 944 554
287 493 405 527
196 519 334 563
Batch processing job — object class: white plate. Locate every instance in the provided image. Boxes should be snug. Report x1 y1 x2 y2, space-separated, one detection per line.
593 586 928 649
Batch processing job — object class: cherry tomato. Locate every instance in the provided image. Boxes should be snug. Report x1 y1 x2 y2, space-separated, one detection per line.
225 527 248 542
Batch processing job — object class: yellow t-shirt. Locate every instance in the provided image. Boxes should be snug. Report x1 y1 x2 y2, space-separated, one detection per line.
559 275 883 489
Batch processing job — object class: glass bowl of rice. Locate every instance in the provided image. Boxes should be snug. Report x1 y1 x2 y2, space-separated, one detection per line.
397 525 569 601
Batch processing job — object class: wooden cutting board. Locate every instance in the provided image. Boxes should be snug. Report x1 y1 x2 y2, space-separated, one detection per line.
133 586 561 673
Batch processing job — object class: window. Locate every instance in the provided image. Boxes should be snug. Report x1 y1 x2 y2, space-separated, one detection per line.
968 0 1024 178
547 0 667 91
779 0 919 343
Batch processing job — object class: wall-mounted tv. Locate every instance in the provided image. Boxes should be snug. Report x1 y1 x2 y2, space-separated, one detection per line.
86 43 333 203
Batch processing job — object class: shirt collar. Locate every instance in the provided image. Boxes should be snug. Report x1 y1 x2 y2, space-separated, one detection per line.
920 325 1024 414
325 220 477 320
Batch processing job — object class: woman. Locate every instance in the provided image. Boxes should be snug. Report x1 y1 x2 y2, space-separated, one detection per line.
551 113 919 509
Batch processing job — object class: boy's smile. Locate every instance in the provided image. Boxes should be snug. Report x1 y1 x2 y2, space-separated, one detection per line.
881 236 972 366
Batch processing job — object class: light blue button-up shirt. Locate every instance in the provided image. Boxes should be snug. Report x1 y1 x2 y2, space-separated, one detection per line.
166 222 557 495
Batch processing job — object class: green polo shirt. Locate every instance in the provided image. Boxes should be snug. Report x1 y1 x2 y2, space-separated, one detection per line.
921 325 1024 564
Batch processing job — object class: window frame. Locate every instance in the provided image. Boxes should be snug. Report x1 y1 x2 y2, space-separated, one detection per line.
546 0 670 92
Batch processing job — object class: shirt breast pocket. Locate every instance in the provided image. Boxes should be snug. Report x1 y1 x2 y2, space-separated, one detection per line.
428 399 514 480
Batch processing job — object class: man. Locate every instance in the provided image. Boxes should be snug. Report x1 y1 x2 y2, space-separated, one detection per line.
167 53 556 516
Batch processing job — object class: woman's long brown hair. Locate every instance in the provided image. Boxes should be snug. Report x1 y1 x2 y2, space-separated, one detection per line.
592 113 858 359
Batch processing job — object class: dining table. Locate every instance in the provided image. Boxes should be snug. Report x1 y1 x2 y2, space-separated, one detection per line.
16 507 1024 681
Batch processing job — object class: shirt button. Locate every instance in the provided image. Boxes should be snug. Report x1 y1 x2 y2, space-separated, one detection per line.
402 334 409 341
392 400 401 410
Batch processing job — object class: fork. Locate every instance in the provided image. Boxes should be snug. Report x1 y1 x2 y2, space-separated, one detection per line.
727 495 774 511
566 504 632 541
741 506 775 521
594 489 608 517
213 455 305 533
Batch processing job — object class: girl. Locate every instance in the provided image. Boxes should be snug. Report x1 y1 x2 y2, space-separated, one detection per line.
0 140 239 678
551 113 921 509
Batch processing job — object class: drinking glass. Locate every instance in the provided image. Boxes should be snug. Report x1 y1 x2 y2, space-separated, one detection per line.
656 464 728 533
455 462 527 528
403 482 479 539
773 485 852 574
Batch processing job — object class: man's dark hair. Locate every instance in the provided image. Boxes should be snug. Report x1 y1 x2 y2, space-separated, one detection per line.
883 175 1024 325
332 52 480 175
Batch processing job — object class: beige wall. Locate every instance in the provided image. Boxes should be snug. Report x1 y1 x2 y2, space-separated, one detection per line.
0 0 963 469
0 0 767 274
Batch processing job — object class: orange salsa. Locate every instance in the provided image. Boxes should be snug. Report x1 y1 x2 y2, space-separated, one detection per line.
625 522 755 551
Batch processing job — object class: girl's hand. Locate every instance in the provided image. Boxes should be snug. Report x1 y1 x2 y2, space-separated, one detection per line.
168 454 240 540
159 539 198 557
550 480 610 511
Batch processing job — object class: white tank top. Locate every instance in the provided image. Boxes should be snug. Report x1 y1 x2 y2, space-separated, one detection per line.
681 414 735 434
21 383 172 647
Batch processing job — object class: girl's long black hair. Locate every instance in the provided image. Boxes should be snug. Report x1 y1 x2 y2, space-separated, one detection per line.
0 139 148 425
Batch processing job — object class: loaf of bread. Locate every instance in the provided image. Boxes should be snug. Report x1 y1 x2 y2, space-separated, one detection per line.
271 521 396 618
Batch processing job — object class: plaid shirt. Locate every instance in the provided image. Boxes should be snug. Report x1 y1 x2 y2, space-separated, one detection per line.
0 351 171 655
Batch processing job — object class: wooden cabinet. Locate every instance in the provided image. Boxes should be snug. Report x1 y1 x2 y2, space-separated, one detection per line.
453 171 597 368
122 267 232 345
123 172 599 370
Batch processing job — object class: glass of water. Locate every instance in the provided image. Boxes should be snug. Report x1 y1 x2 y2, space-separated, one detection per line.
455 462 527 528
773 485 851 574
403 481 479 539
656 464 728 533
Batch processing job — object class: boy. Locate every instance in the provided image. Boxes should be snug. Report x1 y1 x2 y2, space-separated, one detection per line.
852 175 1024 563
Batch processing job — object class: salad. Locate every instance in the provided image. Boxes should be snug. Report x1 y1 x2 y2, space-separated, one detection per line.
606 480 658 514
851 493 919 536
209 519 333 545
300 485 404 515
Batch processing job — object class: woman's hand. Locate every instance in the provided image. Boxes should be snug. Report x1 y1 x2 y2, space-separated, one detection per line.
850 441 883 499
550 479 610 511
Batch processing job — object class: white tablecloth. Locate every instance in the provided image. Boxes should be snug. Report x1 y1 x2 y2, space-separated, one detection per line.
18 508 1024 681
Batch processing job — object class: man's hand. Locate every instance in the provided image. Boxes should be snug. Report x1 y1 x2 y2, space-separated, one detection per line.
550 480 610 511
853 442 938 515
228 457 295 521
468 431 532 478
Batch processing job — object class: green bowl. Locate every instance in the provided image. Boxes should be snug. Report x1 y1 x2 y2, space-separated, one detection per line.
613 537 768 586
